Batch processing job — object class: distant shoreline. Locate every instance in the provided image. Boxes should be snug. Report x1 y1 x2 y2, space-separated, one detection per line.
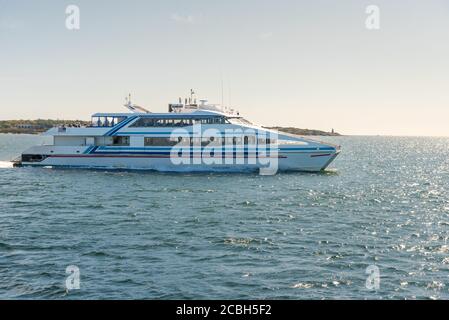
0 120 341 136
265 127 340 136
0 119 90 135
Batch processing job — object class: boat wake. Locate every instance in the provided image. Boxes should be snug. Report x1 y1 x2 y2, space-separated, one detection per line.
0 161 13 168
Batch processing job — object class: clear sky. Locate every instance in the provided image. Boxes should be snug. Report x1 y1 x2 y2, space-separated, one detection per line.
1 0 449 136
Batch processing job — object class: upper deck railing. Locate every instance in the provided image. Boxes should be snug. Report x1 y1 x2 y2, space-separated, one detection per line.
90 116 128 128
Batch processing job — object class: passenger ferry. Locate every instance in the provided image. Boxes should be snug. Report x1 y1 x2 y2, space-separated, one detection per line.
15 92 340 173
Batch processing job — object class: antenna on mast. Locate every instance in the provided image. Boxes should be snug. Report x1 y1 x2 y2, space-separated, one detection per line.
228 80 232 107
221 76 224 110
124 93 132 108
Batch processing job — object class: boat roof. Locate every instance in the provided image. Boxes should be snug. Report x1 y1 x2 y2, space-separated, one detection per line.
92 110 240 118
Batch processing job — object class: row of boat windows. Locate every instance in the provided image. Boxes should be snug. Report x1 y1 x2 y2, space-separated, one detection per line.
21 154 48 162
90 116 253 128
110 136 130 146
106 136 277 146
130 117 230 127
144 137 276 146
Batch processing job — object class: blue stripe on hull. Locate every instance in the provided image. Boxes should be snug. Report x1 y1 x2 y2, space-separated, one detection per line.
94 146 335 152
115 131 278 136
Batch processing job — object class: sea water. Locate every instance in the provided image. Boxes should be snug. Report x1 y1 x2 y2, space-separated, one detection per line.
1 134 449 299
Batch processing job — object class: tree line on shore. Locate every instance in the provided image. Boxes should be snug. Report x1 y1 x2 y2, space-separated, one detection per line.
0 119 340 136
0 119 90 134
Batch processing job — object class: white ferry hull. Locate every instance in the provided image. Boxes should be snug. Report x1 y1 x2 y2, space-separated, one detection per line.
18 147 340 172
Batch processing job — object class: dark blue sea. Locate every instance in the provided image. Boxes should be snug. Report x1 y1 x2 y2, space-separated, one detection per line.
1 134 449 299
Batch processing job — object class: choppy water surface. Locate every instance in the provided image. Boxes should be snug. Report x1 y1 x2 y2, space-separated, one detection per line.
1 134 449 299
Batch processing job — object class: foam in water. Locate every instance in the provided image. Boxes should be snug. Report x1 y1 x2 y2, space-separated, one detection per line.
0 161 13 168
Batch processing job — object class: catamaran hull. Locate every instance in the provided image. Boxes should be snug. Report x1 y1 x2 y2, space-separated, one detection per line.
18 151 340 172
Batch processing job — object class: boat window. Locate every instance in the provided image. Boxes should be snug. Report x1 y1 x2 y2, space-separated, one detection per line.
136 118 154 127
215 117 227 124
131 118 191 127
250 136 257 144
232 137 243 145
201 138 209 147
197 117 227 125
173 119 190 126
191 137 201 145
109 136 130 146
224 137 233 146
201 137 221 146
257 138 277 145
22 154 47 162
177 137 190 146
131 118 151 127
244 136 256 145
144 137 178 146
131 117 226 127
